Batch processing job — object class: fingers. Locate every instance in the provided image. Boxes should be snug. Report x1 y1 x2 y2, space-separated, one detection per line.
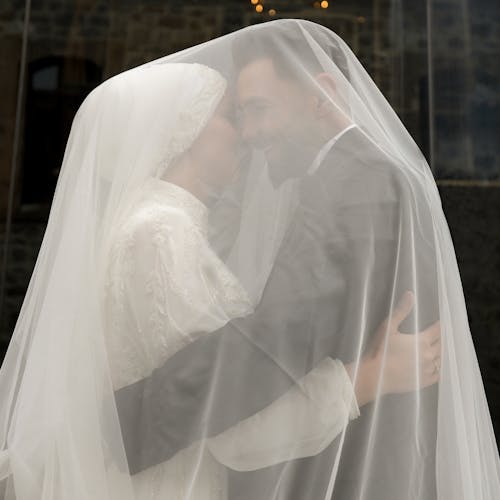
421 364 441 388
420 321 442 380
390 290 415 329
423 354 441 378
420 319 441 346
434 356 441 371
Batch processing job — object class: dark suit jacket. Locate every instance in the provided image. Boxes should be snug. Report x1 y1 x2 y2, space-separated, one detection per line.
114 126 439 499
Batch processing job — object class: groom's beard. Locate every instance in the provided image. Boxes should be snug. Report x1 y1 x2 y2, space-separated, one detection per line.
265 139 319 188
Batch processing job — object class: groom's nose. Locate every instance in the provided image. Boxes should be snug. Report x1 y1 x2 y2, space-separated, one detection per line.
239 116 260 145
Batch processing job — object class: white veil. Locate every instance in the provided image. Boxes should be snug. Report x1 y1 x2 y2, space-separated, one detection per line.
0 18 498 500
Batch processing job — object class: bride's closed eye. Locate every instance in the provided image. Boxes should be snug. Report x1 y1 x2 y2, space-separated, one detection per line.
220 107 240 128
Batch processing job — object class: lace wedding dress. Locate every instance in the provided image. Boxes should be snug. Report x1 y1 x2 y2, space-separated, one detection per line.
102 176 360 500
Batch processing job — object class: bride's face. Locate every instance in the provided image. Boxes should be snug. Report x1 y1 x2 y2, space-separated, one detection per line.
188 92 247 193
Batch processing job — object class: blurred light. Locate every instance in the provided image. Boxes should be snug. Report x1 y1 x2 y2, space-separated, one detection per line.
256 4 264 12
357 16 366 23
251 0 259 4
269 8 276 15
321 0 329 8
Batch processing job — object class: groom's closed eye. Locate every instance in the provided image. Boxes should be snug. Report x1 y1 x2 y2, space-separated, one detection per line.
238 98 273 119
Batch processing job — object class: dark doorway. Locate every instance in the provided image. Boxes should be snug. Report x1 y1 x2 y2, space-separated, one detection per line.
21 56 102 206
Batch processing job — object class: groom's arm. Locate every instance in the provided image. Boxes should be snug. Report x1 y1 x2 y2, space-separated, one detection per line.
324 129 440 342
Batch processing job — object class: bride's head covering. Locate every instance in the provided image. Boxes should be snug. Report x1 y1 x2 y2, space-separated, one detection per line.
0 18 498 500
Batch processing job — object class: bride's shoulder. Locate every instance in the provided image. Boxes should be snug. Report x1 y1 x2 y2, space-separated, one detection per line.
119 200 197 243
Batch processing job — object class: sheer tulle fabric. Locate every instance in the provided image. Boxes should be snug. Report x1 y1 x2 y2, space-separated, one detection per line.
0 18 498 500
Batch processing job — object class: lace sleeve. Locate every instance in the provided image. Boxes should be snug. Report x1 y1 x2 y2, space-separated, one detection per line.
205 356 360 471
106 206 252 390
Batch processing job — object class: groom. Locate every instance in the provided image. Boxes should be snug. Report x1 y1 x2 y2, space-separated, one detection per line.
114 23 440 500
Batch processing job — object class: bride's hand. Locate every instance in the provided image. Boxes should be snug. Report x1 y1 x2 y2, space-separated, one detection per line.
363 290 442 398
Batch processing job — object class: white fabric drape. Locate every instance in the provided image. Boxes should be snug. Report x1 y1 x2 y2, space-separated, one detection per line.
0 18 498 500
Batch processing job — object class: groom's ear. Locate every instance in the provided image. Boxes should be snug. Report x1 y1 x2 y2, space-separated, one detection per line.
313 72 339 117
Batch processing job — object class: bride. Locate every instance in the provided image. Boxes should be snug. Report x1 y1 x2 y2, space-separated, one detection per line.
100 62 256 498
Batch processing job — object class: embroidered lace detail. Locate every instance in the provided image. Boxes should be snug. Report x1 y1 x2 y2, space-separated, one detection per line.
143 177 209 232
154 64 227 178
102 176 248 498
102 181 252 391
102 220 145 390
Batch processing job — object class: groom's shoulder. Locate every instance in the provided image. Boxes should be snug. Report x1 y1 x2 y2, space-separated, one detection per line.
327 126 402 175
323 126 416 201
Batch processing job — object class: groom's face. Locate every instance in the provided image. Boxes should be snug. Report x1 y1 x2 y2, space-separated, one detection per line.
236 57 319 185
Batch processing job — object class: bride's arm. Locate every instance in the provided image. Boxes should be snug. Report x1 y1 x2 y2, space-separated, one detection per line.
113 209 301 474
204 356 361 471
114 312 303 475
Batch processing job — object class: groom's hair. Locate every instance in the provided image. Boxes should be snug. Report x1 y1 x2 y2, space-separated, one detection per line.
231 20 350 88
